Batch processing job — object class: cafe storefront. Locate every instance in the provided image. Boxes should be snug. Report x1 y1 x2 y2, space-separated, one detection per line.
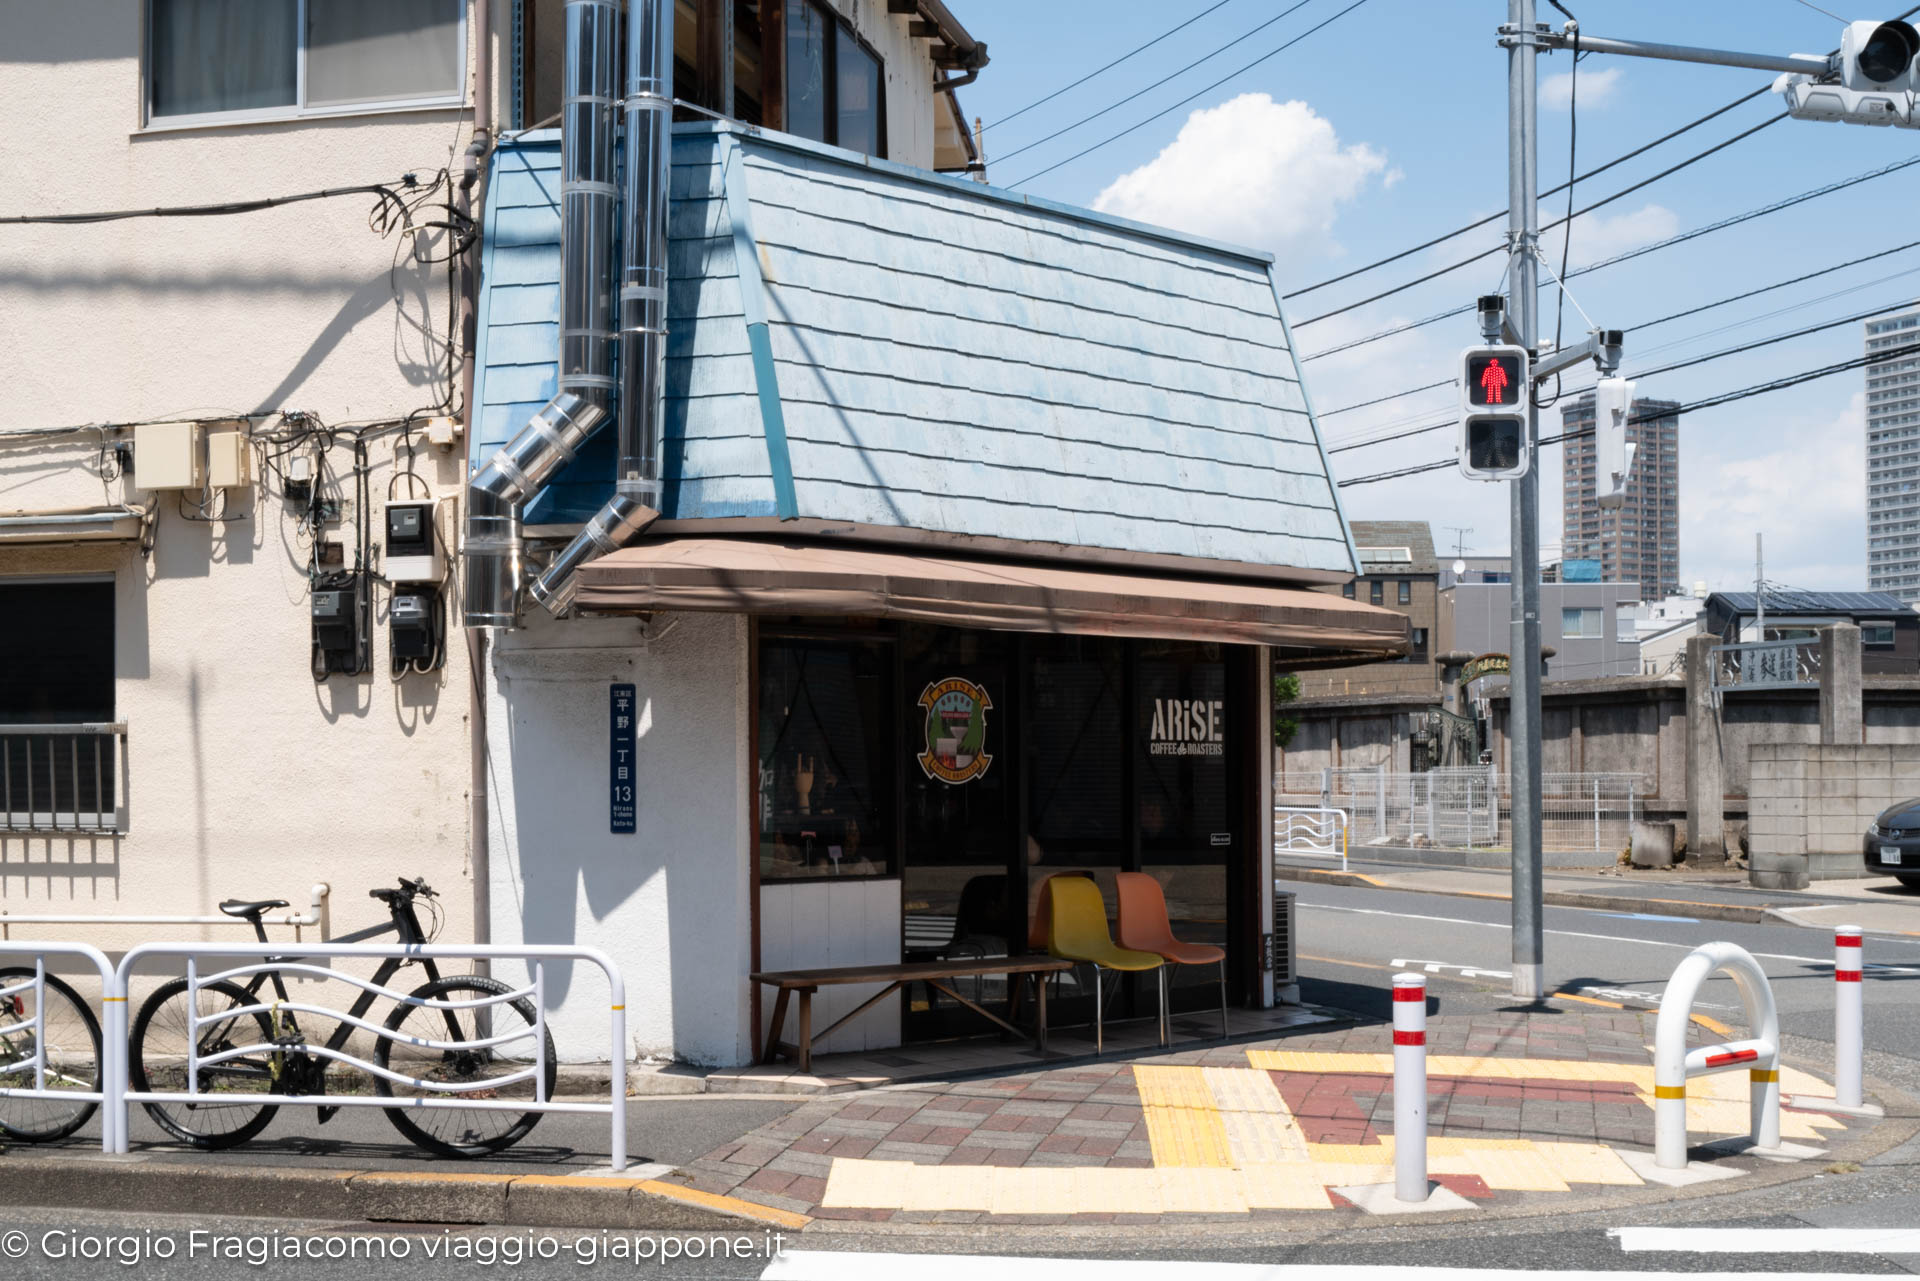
470 124 1409 1068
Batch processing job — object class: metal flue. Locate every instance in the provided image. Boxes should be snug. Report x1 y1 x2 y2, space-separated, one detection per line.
530 0 674 615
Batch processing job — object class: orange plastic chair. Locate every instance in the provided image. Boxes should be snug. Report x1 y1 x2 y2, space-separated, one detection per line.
1045 874 1166 1053
1116 872 1228 1040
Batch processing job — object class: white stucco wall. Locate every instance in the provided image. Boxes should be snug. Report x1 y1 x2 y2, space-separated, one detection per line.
0 2 507 951
484 610 752 1067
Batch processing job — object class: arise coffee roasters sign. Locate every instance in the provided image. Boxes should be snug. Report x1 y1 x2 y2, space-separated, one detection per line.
1149 698 1225 757
916 676 993 784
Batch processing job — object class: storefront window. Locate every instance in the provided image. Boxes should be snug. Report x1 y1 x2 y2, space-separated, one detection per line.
757 636 894 880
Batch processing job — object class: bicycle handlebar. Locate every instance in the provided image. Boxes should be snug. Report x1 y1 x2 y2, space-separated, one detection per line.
368 877 437 903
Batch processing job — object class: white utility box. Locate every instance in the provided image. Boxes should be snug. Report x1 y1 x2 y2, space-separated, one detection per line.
133 421 202 490
206 431 253 489
382 499 445 582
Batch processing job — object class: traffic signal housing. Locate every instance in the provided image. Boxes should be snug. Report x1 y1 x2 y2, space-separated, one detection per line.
1779 20 1920 127
1458 344 1531 480
1593 377 1637 510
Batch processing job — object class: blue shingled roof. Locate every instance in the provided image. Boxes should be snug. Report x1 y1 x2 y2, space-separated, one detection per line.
472 122 1357 576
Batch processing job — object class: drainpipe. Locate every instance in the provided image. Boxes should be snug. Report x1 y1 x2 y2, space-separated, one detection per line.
463 0 495 953
462 0 622 629
529 0 674 613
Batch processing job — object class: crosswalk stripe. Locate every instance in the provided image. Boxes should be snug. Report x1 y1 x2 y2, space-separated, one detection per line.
1612 1227 1920 1253
762 1254 1883 1281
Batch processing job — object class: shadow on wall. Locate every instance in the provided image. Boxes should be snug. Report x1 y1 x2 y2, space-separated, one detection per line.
0 835 123 900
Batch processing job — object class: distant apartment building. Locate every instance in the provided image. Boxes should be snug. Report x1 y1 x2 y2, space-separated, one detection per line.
1301 521 1439 696
1560 392 1682 597
1866 306 1920 603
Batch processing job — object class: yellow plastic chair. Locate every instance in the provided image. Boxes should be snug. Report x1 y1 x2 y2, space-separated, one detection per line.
1045 874 1166 1053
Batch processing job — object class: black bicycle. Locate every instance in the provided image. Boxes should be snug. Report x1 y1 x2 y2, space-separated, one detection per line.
128 878 557 1157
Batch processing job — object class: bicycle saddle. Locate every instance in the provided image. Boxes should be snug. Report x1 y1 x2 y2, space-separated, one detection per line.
218 898 290 918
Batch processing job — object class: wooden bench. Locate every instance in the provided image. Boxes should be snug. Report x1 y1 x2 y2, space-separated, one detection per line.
750 956 1074 1073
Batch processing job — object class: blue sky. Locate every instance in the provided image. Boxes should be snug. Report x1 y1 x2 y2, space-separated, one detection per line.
953 0 1917 594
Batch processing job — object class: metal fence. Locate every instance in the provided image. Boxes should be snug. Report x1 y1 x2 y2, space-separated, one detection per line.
1276 765 1646 856
1 723 125 834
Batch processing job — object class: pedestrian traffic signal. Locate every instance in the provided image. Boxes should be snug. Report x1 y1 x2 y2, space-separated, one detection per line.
1778 20 1920 127
1458 344 1531 480
1594 377 1637 510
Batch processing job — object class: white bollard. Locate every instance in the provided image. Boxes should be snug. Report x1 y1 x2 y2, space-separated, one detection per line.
1392 972 1428 1203
1835 924 1864 1110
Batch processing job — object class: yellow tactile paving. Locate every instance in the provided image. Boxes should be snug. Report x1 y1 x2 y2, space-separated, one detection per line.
1144 1104 1236 1167
1156 1166 1251 1214
1239 1163 1337 1210
1203 1066 1312 1165
1134 1064 1217 1110
1531 1141 1645 1186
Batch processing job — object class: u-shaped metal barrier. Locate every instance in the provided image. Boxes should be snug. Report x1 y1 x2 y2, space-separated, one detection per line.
1652 940 1780 1169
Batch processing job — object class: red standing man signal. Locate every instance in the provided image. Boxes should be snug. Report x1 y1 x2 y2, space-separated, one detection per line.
1479 358 1510 404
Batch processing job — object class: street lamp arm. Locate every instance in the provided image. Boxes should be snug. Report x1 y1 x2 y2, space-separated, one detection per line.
1535 30 1834 78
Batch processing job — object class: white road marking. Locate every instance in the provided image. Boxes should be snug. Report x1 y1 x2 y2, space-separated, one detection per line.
1612 1227 1920 1254
1304 904 1920 974
1387 959 1734 1009
763 1252 1878 1281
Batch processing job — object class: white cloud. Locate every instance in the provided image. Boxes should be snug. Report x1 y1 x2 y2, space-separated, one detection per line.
1679 393 1867 593
1092 94 1387 258
1550 202 1680 268
1542 65 1623 111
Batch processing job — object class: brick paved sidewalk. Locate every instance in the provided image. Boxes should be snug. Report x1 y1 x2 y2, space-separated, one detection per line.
656 1006 1871 1225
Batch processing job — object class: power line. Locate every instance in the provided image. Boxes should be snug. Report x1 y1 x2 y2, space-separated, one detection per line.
1006 0 1374 190
1282 87 1774 300
0 181 415 226
992 0 1318 169
1299 153 1920 362
1292 111 1788 330
1335 340 1920 487
1313 237 1920 433
980 0 1241 135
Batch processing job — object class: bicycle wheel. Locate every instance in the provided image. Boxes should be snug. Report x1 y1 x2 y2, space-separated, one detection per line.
374 974 558 1157
0 969 101 1142
129 977 278 1149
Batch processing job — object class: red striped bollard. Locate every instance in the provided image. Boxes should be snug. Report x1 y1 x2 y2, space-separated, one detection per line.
1836 924 1863 1109
1392 972 1428 1203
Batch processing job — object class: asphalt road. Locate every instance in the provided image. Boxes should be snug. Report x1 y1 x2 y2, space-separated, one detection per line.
1286 878 1920 1062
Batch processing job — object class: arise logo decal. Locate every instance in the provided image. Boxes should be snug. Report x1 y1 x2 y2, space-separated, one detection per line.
1149 698 1224 757
916 677 993 784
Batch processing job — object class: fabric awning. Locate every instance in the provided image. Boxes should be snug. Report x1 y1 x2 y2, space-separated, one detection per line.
571 537 1408 664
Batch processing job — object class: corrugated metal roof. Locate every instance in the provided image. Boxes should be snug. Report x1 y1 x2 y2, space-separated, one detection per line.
471 123 1356 575
1712 591 1914 614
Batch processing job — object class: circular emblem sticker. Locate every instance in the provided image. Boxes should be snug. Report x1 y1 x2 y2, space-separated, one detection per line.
916 677 993 784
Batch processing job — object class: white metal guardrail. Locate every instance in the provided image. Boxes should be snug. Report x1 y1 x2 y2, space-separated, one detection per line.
1273 805 1349 870
0 942 118 1152
1652 940 1780 1169
0 941 628 1169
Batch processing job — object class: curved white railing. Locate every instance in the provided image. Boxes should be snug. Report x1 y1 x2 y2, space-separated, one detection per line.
1653 940 1780 1169
0 942 119 1152
1274 805 1349 871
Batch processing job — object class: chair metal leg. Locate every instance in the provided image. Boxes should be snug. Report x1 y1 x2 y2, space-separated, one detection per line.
1158 967 1169 1048
1218 959 1229 1040
1094 964 1104 1055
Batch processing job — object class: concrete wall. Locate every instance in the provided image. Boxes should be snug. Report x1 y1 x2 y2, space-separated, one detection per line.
484 610 753 1067
0 2 499 948
1749 742 1920 858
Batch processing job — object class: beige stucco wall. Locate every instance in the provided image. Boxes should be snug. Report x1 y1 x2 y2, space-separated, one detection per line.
0 1 508 948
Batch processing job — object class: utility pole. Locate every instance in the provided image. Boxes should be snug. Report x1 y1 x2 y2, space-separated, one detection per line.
1756 533 1766 640
1503 0 1546 1001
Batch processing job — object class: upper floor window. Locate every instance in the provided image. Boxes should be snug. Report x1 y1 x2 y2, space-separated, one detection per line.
1397 580 1411 606
146 0 464 126
786 0 885 157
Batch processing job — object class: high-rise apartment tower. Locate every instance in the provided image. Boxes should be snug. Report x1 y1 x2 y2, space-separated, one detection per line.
1866 306 1920 602
1560 392 1682 597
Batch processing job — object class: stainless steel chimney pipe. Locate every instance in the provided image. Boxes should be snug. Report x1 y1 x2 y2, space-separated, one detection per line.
529 0 673 614
462 0 621 628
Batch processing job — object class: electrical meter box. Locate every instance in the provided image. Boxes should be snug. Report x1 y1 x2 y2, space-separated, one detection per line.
382 500 443 583
390 589 437 662
311 580 361 677
206 431 253 489
133 421 203 490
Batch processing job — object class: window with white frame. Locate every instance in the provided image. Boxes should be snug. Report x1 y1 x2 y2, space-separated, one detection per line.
1561 607 1602 639
146 0 465 125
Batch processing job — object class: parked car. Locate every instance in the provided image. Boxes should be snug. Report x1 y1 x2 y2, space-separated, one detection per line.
1865 802 1920 888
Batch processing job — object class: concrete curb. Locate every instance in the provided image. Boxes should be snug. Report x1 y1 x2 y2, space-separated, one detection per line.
0 1158 808 1232
1273 864 1783 924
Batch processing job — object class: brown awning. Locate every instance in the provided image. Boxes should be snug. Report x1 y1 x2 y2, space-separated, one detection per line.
571 537 1407 665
